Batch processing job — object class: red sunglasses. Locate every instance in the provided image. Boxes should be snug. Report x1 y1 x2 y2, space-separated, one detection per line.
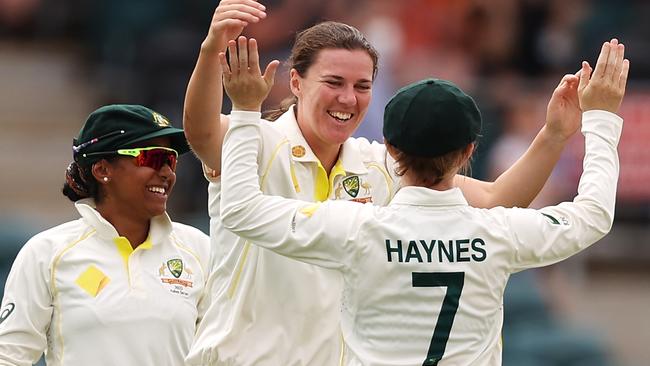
83 146 178 171
116 147 178 171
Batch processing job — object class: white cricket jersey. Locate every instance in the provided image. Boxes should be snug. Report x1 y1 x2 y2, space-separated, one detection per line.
219 110 621 366
186 107 396 365
0 200 210 366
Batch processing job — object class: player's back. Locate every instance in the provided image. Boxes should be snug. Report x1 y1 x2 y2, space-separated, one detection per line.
339 187 514 365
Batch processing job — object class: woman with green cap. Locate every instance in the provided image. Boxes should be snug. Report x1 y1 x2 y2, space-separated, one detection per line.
218 38 628 365
0 105 210 366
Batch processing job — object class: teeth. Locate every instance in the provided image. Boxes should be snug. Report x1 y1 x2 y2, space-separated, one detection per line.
148 187 166 194
328 111 352 121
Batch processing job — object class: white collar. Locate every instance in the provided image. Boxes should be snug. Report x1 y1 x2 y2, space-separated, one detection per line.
75 198 173 245
389 186 468 208
273 106 367 174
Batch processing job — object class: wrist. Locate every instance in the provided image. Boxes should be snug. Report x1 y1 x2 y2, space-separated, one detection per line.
232 104 263 112
539 124 571 147
200 38 226 56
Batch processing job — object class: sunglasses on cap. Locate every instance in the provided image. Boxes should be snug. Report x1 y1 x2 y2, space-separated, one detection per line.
82 146 178 171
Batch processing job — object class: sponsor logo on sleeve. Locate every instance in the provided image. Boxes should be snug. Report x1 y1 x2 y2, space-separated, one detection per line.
0 303 15 325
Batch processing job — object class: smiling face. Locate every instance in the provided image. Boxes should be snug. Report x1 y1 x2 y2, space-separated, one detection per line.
291 48 374 153
98 136 176 221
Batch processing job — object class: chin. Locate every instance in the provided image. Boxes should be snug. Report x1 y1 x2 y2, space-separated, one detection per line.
148 206 167 218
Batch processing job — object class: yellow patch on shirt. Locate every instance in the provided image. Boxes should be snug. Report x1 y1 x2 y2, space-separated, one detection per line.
75 265 110 297
299 203 322 218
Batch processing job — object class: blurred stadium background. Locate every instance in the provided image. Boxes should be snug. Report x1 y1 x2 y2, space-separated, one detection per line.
0 0 648 365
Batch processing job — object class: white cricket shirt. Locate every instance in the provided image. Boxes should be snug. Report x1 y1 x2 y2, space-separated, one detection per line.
187 107 396 365
220 110 621 366
0 199 210 366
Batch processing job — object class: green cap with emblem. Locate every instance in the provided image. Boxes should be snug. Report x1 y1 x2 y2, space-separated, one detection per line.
383 78 482 157
72 104 190 166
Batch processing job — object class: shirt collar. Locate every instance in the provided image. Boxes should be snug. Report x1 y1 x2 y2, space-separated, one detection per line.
75 198 173 245
390 186 468 207
274 106 367 175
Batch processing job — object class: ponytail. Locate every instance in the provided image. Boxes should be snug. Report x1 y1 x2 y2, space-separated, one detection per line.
263 96 297 121
62 162 100 202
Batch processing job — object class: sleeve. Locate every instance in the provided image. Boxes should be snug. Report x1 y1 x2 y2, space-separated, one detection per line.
189 229 212 326
219 111 366 270
0 237 53 365
507 110 622 272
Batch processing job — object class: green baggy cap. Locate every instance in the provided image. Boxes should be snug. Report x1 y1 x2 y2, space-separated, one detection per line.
383 78 482 157
72 104 190 165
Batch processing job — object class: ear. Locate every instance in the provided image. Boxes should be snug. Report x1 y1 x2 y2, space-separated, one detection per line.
91 160 112 184
289 68 302 97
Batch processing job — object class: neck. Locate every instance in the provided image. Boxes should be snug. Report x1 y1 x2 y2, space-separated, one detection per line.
96 202 150 249
401 173 456 191
310 143 341 175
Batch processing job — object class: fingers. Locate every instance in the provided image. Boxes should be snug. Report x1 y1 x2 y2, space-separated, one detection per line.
227 39 239 75
605 39 620 83
248 38 261 75
229 37 265 76
214 9 263 24
592 41 610 80
263 60 281 87
619 59 630 92
611 42 625 84
238 36 249 72
218 52 232 81
578 61 592 93
215 1 266 22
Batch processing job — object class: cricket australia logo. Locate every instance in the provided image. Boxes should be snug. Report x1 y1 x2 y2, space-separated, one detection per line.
167 258 183 278
342 176 360 197
159 258 194 297
152 112 171 127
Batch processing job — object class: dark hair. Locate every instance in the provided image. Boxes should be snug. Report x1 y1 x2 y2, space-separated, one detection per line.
62 158 116 203
387 143 473 187
264 21 379 121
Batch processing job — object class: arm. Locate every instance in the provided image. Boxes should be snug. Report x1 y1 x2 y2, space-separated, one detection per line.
220 112 363 269
218 38 361 269
183 0 267 171
509 39 629 270
457 69 583 209
0 239 53 365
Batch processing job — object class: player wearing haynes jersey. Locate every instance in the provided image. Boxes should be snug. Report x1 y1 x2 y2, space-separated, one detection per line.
0 105 210 366
217 38 628 365
184 3 586 364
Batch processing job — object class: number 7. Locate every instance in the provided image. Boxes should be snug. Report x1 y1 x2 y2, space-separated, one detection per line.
412 272 465 366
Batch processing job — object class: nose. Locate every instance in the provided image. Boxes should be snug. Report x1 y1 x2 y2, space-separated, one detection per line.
337 85 357 106
158 162 175 179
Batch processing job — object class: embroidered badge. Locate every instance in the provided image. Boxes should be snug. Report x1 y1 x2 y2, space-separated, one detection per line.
152 112 171 127
292 145 306 158
167 258 183 278
342 176 360 197
159 258 194 297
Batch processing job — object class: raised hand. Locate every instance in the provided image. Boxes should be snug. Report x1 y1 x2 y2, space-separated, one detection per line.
545 72 581 142
220 36 280 111
578 39 630 113
203 0 267 54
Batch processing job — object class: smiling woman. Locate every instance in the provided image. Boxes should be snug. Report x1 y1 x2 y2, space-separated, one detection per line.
183 2 590 363
0 105 211 366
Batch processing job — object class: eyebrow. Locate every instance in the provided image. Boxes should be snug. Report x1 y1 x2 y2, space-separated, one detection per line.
321 75 373 84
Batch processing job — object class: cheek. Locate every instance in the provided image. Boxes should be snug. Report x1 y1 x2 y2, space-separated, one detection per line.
357 91 372 111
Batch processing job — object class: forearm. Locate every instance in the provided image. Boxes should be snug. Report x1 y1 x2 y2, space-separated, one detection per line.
459 124 567 208
511 110 622 270
183 44 229 172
